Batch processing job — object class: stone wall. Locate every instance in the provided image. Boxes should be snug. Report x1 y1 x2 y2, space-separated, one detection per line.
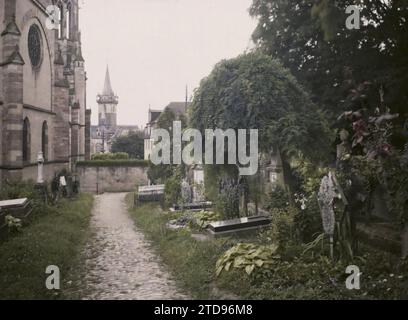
77 165 148 194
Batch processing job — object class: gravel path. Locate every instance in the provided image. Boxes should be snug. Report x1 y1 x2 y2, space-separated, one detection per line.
80 193 188 300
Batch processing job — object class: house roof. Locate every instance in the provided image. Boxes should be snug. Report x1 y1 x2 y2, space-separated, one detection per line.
165 102 191 115
149 110 163 124
91 125 140 140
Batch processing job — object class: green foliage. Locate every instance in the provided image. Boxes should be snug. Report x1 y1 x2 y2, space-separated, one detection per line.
259 207 297 250
91 152 130 160
0 180 49 222
190 51 331 163
0 194 93 299
127 197 408 299
250 0 408 118
216 243 279 277
127 198 233 300
147 162 175 185
193 211 221 229
0 180 39 201
215 178 240 220
4 215 23 233
164 168 183 207
111 131 144 159
337 105 408 223
265 186 289 210
293 196 322 243
147 107 187 185
77 159 149 167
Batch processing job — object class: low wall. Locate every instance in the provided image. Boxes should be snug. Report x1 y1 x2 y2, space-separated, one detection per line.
77 164 148 193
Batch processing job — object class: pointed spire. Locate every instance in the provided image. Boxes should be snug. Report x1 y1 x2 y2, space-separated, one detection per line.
102 65 114 96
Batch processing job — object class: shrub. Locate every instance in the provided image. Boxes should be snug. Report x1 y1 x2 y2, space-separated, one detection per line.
265 186 289 210
164 169 182 208
91 152 129 161
216 178 240 219
294 195 324 243
0 180 38 201
5 215 23 233
259 207 298 250
216 243 279 278
193 211 221 229
76 159 148 167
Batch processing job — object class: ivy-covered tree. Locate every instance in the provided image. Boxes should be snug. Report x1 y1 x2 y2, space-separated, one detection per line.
190 52 332 216
190 51 331 164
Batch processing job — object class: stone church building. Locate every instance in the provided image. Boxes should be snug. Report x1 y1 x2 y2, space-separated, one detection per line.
0 0 91 186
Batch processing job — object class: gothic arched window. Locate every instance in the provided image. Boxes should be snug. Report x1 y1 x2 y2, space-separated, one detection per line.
28 24 42 68
42 121 49 162
23 118 31 164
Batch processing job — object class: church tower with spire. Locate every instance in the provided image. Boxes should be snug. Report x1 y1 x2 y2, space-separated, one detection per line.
97 66 119 129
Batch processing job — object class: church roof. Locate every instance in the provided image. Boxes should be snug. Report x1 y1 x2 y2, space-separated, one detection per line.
165 102 191 115
102 66 114 96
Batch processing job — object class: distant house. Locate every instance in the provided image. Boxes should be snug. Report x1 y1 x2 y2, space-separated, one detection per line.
144 102 191 160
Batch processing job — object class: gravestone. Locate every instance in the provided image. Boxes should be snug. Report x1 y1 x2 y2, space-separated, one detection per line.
136 185 165 206
171 201 213 212
207 216 271 237
0 198 33 229
181 180 192 205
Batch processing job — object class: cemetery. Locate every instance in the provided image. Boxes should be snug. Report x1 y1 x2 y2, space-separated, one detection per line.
0 0 407 301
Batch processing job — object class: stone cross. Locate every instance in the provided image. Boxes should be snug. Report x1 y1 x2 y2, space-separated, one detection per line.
37 151 45 184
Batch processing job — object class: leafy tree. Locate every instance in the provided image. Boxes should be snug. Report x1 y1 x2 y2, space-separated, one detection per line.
250 0 408 119
190 51 331 163
190 52 332 215
111 131 144 159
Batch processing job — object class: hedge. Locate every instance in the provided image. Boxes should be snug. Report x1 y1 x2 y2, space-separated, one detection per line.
76 160 149 168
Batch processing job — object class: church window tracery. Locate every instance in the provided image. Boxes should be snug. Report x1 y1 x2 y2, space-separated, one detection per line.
28 24 42 68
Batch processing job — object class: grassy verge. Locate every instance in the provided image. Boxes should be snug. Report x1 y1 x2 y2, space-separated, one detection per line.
126 194 239 299
0 194 94 300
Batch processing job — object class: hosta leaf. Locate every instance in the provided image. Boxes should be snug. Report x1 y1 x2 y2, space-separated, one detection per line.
245 265 255 275
255 260 265 267
216 266 224 277
234 257 247 267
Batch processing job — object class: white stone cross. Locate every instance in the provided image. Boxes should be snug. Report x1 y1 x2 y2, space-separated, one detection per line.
37 151 45 184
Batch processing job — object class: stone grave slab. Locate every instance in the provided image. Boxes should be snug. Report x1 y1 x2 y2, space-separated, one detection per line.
207 216 271 237
135 185 165 206
170 202 213 212
0 198 33 229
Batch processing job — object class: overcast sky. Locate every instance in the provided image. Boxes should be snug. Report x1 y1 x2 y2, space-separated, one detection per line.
80 0 257 127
